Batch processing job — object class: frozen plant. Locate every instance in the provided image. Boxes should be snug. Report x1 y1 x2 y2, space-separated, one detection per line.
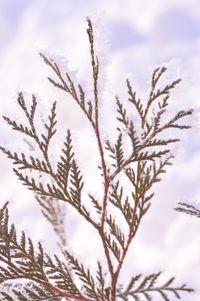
0 19 194 301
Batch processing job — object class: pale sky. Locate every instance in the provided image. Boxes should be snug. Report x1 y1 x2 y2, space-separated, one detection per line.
0 1 200 300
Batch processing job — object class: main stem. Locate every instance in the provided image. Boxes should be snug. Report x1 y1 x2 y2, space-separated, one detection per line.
87 19 115 286
109 162 141 301
87 19 140 299
94 102 113 276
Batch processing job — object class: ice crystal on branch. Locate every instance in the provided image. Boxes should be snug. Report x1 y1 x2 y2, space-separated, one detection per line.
0 19 194 301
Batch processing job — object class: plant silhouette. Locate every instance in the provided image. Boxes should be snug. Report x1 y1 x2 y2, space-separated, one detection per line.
0 19 194 301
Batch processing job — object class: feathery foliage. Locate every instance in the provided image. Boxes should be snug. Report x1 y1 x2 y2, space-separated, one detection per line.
175 202 200 218
117 272 193 301
0 18 194 301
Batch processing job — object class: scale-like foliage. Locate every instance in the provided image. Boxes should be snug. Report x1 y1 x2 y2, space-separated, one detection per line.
63 250 108 300
116 96 129 128
117 272 194 301
69 159 84 207
0 18 194 301
0 203 78 300
56 129 74 192
175 202 200 218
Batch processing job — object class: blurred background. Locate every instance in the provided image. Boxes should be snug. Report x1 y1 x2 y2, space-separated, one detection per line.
0 0 200 300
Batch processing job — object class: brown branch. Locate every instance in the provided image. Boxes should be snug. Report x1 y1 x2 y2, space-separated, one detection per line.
109 163 141 301
39 53 96 129
40 21 114 284
86 18 114 282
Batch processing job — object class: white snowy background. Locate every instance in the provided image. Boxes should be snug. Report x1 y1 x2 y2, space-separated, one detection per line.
0 0 200 300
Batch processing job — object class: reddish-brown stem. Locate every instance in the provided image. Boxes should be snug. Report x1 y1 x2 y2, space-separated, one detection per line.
110 208 139 300
97 225 114 277
87 19 114 282
94 124 113 277
95 127 109 228
109 163 141 301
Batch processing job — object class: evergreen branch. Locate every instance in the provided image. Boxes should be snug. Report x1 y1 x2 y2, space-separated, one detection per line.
144 138 180 147
148 156 173 185
13 167 93 229
115 133 124 169
45 254 80 293
86 18 110 231
47 76 66 92
105 140 115 161
17 93 37 124
78 84 86 110
117 272 194 301
0 19 194 301
3 93 40 145
65 72 79 99
2 96 57 170
153 108 166 134
86 19 113 281
0 283 60 301
2 95 98 231
151 67 166 88
110 105 191 182
152 78 182 100
88 194 102 215
126 157 173 208
40 101 57 154
127 79 143 122
106 215 125 248
174 202 200 218
158 95 169 110
109 182 132 226
125 167 136 187
2 116 36 138
133 149 170 162
0 147 51 173
86 18 99 96
69 159 84 207
96 262 108 300
110 155 173 300
116 96 129 128
114 162 153 292
156 109 193 134
0 203 97 301
128 121 140 151
13 168 65 200
105 234 121 262
56 129 74 192
64 251 102 300
39 54 95 127
142 67 181 128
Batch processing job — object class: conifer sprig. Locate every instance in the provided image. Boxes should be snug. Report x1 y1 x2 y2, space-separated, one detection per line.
0 18 194 301
1 95 98 229
175 202 200 218
0 203 105 301
39 55 95 128
117 272 194 301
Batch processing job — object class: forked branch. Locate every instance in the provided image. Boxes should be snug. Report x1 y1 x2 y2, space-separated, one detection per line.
0 18 194 301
